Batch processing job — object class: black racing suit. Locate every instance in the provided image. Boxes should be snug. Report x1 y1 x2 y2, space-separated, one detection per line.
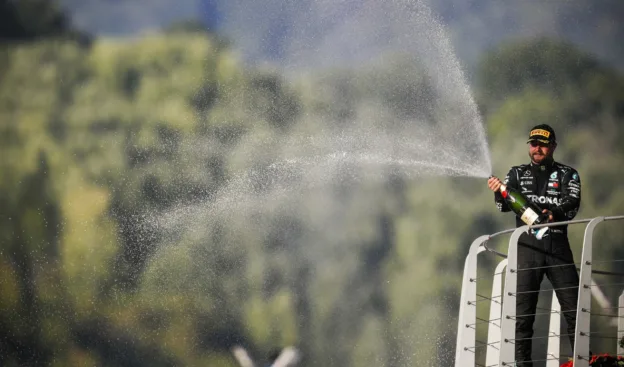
494 158 581 366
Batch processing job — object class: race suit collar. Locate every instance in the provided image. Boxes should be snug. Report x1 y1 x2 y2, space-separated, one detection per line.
530 157 554 171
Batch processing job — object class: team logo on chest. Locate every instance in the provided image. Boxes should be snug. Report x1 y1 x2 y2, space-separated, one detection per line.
550 171 558 179
527 195 561 205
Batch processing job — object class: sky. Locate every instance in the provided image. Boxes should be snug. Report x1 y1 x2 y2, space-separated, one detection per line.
58 0 624 72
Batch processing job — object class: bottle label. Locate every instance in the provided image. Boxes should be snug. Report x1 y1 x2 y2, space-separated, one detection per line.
521 208 539 225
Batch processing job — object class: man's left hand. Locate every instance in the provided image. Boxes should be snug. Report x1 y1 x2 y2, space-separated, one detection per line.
542 209 554 222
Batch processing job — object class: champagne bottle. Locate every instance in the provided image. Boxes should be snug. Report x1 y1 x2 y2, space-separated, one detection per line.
492 177 550 239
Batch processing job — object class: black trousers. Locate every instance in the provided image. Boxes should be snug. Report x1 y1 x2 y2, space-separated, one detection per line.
515 232 579 366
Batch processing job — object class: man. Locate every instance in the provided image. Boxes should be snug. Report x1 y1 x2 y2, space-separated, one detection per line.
487 124 581 366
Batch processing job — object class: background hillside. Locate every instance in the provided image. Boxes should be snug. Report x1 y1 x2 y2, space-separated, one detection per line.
56 0 624 71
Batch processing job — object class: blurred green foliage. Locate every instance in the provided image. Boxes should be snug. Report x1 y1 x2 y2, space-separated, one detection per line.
1 17 624 367
0 0 89 44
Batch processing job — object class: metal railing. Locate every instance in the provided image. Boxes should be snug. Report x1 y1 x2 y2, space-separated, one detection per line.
455 216 624 367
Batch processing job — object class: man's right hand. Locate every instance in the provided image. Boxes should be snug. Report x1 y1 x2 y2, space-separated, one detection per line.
488 176 503 192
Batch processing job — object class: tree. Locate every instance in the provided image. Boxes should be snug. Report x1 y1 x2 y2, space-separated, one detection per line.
478 38 606 109
0 0 89 43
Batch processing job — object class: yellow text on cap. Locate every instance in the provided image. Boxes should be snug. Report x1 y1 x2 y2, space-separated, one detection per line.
530 129 550 138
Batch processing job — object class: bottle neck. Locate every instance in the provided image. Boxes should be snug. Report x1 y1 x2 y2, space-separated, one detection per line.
499 184 508 198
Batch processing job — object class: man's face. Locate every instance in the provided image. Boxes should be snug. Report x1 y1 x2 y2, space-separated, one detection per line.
528 140 555 164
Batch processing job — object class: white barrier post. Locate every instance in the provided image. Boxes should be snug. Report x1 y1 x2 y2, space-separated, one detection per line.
486 259 508 366
499 226 527 366
573 217 604 367
546 291 561 367
455 235 489 367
